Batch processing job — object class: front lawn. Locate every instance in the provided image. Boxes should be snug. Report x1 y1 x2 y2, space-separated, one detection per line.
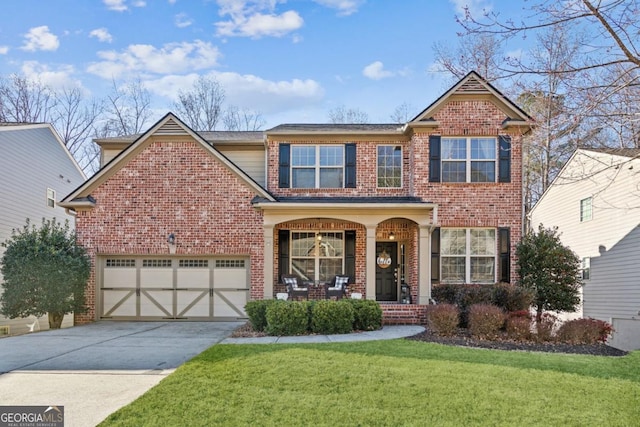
100 340 640 426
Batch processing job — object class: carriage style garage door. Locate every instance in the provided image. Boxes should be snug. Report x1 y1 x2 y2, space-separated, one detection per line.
99 256 249 321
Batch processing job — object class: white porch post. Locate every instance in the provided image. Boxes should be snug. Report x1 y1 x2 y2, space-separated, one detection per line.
418 225 431 304
263 225 274 300
365 225 377 300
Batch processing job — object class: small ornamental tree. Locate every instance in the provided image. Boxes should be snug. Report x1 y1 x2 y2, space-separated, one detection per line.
516 225 582 328
0 218 90 329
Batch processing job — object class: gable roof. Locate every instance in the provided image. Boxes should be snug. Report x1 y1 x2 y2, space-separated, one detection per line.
59 113 275 209
408 71 534 131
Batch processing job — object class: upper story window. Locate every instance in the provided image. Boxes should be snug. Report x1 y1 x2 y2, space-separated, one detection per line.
291 145 344 188
440 228 496 284
46 188 56 208
441 137 496 182
279 143 356 189
377 145 402 188
581 257 591 280
429 135 511 183
580 197 593 222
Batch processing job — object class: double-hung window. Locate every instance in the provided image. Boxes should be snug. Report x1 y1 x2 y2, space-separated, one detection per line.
580 197 592 222
46 188 56 208
291 145 344 188
377 145 402 188
441 228 496 283
291 232 344 282
441 137 496 182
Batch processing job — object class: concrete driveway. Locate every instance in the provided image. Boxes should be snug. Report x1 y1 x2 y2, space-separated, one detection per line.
0 321 242 426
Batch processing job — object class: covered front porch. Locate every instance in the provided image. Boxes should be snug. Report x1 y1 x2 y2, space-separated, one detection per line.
254 198 438 315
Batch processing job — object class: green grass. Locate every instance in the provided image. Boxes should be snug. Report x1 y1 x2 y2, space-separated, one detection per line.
100 341 640 427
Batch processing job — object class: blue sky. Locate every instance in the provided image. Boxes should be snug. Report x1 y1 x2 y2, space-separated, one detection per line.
0 0 524 128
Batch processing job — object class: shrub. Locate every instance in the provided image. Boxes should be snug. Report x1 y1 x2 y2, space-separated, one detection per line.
534 312 558 342
311 300 355 334
432 284 494 327
245 300 276 332
556 318 614 345
426 304 459 336
346 299 383 331
505 316 532 341
265 301 310 336
491 283 533 312
431 283 460 305
468 304 506 339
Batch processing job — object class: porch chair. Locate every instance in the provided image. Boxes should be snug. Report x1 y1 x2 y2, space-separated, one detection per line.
325 275 350 300
281 274 309 300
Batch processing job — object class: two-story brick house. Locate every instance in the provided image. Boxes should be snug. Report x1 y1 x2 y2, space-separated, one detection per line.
60 71 533 325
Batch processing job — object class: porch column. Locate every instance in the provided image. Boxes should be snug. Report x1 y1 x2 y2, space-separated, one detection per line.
263 225 275 300
365 225 377 300
418 225 431 304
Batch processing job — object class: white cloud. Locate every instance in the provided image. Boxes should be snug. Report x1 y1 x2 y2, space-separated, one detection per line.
145 71 324 114
312 0 365 16
21 26 59 52
215 0 303 38
362 61 395 80
89 28 113 43
0 46 8 54
21 61 85 91
103 0 146 11
449 0 492 17
175 13 193 28
86 40 221 79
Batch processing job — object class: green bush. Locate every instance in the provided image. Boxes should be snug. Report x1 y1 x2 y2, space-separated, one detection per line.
311 300 355 334
491 283 533 312
556 318 613 344
245 300 276 332
265 301 310 336
431 283 460 305
346 299 383 331
468 304 505 339
426 304 459 336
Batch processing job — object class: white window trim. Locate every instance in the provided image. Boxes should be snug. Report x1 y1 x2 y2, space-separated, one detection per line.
291 145 345 189
376 145 403 188
290 231 345 282
580 197 593 222
46 188 56 208
581 257 591 280
441 228 497 284
441 137 497 183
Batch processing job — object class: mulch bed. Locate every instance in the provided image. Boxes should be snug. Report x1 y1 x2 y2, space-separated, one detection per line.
406 329 628 357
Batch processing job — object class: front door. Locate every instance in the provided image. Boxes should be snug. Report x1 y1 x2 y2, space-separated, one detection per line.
375 242 397 301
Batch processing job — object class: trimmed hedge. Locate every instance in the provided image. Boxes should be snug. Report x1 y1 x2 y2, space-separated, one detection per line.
468 303 505 339
346 299 383 331
426 303 459 336
245 300 276 332
556 318 613 344
311 300 355 334
265 300 310 336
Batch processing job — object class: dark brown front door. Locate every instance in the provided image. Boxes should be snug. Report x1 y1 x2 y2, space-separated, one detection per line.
375 242 397 301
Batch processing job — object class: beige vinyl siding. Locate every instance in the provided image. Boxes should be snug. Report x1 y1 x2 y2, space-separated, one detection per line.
217 147 266 187
102 148 122 166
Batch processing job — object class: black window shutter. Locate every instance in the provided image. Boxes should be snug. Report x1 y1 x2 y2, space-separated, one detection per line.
498 136 511 183
429 135 441 182
278 229 290 280
345 230 356 282
431 227 440 282
345 143 356 188
498 227 510 283
278 144 290 188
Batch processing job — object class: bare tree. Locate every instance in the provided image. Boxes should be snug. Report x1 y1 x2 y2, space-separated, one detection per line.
390 102 415 124
223 105 266 131
0 74 56 123
328 105 369 124
101 78 152 136
51 87 104 173
173 76 225 131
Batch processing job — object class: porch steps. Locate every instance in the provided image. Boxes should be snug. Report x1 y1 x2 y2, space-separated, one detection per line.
381 304 428 325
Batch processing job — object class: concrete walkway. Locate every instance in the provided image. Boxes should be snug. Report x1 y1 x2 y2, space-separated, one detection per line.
0 323 424 427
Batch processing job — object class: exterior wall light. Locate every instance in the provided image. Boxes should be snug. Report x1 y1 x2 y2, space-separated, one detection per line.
389 232 395 240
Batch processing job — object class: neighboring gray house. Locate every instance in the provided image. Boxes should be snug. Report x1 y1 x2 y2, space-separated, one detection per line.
0 123 86 335
529 148 640 351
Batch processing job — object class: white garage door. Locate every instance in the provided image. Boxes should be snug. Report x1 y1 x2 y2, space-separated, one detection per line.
100 257 249 321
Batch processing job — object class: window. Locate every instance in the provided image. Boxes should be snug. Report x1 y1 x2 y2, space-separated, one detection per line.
179 259 208 268
441 137 496 182
377 145 402 188
441 228 496 283
582 257 590 280
46 188 56 208
142 259 172 268
291 145 344 188
580 197 593 222
291 232 344 282
106 259 136 268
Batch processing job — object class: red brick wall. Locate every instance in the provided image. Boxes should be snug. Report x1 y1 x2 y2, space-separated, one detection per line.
74 139 265 323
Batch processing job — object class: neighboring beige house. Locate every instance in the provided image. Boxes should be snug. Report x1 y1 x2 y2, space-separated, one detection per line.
0 123 86 335
529 148 640 351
